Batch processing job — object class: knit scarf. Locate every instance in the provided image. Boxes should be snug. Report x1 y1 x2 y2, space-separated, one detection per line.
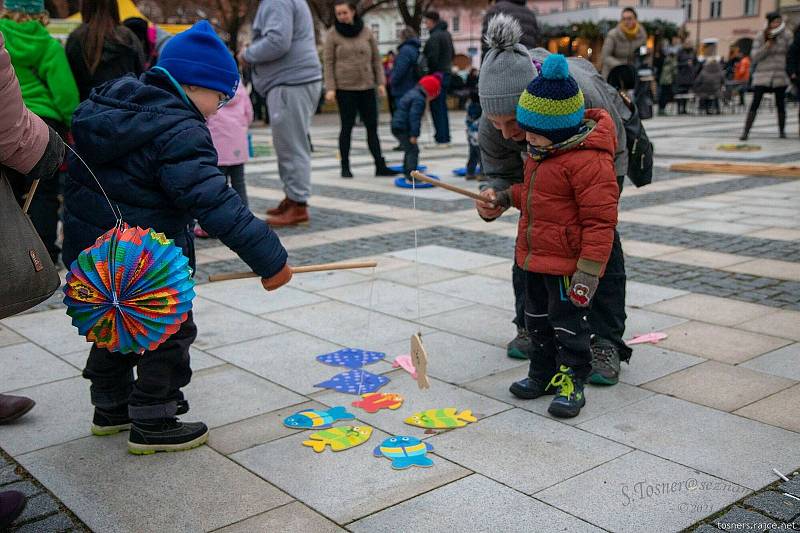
527 121 594 162
620 22 641 41
768 21 786 38
335 15 364 38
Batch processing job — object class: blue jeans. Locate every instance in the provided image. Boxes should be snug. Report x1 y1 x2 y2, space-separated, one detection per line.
430 72 450 144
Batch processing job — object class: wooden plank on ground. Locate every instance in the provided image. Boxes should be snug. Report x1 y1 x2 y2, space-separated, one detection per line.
670 162 800 178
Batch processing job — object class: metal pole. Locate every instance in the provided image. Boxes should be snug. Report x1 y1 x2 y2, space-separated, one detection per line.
695 0 702 51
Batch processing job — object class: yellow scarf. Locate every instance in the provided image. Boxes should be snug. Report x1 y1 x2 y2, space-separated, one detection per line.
620 22 641 40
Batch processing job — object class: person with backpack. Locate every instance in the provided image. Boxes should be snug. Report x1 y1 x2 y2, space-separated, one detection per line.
475 14 646 389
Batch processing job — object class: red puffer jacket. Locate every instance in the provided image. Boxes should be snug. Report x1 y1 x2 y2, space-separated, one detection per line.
510 108 619 278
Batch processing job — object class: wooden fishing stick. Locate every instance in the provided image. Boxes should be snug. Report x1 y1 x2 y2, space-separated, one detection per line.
410 171 495 204
208 261 378 282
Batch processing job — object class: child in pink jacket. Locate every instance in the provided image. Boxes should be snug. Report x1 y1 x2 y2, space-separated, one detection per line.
195 82 254 237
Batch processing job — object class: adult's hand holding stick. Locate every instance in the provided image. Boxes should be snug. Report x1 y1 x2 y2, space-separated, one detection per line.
208 261 378 282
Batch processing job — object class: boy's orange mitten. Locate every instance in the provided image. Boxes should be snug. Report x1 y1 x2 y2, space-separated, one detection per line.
261 263 292 291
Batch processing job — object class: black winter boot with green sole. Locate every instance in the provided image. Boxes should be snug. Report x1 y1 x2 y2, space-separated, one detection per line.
128 417 208 455
92 400 189 437
507 327 532 360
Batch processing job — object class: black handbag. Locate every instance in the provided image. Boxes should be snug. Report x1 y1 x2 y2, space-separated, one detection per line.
0 170 61 319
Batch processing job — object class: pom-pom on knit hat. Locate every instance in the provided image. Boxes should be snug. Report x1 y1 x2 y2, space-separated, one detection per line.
3 0 45 13
516 54 585 144
419 74 442 99
478 13 536 116
157 20 239 99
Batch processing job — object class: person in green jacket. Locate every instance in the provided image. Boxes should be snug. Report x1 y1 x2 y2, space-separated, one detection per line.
0 0 79 264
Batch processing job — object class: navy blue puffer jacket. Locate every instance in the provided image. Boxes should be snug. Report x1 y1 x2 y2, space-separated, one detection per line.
390 37 420 99
62 69 287 279
391 86 427 138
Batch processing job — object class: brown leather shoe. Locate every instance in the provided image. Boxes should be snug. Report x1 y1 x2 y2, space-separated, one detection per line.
0 394 35 423
266 197 290 216
267 200 309 227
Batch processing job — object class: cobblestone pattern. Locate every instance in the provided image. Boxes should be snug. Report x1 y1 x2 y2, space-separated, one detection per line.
689 472 800 532
195 226 800 310
619 176 786 210
0 450 87 532
617 221 800 263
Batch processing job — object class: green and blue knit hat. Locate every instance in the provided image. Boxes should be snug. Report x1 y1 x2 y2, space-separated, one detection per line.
3 0 45 13
516 54 584 144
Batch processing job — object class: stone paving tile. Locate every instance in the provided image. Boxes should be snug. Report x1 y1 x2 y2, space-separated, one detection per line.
388 244 507 269
192 297 288 350
536 450 749 533
725 258 800 282
379 331 524 385
659 321 791 363
376 264 466 286
0 324 24 348
349 474 602 533
621 239 684 258
1 309 90 356
625 281 690 308
747 227 800 241
264 300 434 354
230 427 470 525
655 249 751 269
422 304 517 347
14 492 60 524
620 345 706 386
743 491 800 522
2 480 43 498
207 331 349 395
464 366 653 426
0 377 92 455
209 401 327 456
468 261 515 280
285 270 367 292
423 274 516 310
577 394 800 490
430 408 631 495
196 279 327 315
642 360 796 412
646 293 779 327
314 369 510 439
738 310 800 341
12 512 78 533
0 343 79 394
183 365 305 429
318 280 474 320
619 177 786 210
625 307 688 336
216 502 345 532
18 435 292 533
740 343 800 380
734 383 800 433
713 507 779 530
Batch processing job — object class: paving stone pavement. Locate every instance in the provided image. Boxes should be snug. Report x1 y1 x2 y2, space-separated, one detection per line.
1 109 800 532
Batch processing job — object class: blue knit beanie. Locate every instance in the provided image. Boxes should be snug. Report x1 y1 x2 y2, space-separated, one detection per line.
157 20 239 99
516 54 584 144
3 0 45 13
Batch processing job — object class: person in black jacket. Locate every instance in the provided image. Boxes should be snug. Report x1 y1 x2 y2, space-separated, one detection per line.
787 26 800 135
423 11 454 145
63 22 291 455
480 0 540 60
391 28 421 101
65 0 144 101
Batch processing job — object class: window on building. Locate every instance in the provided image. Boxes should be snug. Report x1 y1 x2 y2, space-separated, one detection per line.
710 0 721 18
452 15 460 32
578 1 588 8
609 0 619 6
681 0 692 19
371 23 380 40
395 21 404 40
743 0 757 16
639 0 650 7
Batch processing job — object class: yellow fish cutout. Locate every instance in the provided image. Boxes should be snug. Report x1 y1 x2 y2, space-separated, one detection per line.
404 408 477 429
302 425 373 453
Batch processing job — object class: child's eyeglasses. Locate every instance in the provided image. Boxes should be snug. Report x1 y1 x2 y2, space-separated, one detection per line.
217 94 231 109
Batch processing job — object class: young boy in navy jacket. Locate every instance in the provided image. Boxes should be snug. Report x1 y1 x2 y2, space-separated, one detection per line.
391 74 441 183
62 21 291 455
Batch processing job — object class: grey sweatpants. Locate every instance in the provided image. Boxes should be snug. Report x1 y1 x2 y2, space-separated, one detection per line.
267 81 321 203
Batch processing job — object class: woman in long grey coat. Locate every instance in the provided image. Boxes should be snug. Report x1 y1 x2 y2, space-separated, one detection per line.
601 7 648 79
741 11 791 140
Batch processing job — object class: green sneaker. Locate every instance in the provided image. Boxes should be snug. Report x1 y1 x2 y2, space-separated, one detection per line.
588 340 621 386
547 366 586 418
507 327 531 360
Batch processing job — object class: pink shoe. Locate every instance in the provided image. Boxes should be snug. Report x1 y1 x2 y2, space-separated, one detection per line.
193 226 209 238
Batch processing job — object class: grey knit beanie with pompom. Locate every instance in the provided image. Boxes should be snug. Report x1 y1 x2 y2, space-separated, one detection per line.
478 13 537 116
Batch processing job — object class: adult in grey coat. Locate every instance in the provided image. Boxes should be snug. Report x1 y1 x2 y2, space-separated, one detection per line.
601 7 648 79
476 14 632 389
741 11 791 140
240 0 323 226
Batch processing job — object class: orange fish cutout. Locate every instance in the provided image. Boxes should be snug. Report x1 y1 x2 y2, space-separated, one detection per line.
351 392 404 414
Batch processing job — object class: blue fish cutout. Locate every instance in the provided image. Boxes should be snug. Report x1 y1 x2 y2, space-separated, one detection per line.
283 406 355 429
373 436 435 469
314 370 390 395
316 348 385 369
